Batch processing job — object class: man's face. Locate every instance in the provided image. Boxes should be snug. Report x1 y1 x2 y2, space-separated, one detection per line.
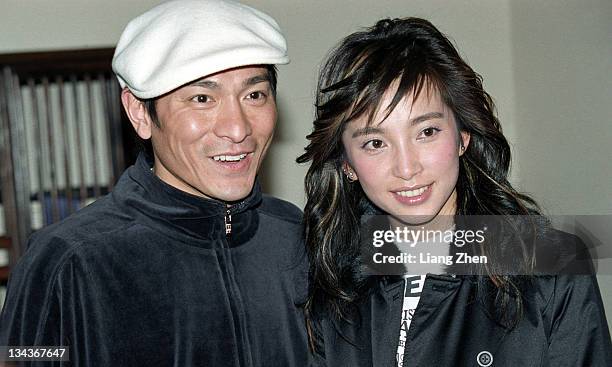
148 66 276 202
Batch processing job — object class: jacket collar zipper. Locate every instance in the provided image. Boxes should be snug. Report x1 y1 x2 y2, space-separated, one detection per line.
224 206 232 237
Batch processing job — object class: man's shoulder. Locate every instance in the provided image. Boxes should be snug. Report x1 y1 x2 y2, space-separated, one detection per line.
258 194 303 225
35 195 126 234
24 195 136 258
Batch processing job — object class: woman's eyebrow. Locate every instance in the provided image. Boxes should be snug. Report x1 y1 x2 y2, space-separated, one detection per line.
351 111 444 138
351 126 385 138
409 111 444 126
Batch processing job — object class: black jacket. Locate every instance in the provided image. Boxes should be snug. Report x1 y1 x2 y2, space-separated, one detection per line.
0 153 310 366
310 232 612 367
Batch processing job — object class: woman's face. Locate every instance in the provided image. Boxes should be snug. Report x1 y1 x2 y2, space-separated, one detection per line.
342 86 469 225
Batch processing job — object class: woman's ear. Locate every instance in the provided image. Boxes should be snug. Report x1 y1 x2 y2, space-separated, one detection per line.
459 131 471 156
342 161 359 182
121 88 153 140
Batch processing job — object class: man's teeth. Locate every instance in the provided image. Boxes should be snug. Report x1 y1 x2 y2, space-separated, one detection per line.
396 186 428 198
213 153 248 162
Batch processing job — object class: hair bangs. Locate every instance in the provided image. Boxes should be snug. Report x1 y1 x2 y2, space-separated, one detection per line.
344 51 444 129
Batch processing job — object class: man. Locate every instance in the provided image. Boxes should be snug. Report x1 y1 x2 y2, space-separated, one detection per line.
0 1 309 365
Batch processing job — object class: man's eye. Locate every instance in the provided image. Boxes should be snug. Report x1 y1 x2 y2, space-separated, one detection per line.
247 91 266 100
191 95 211 103
363 139 385 150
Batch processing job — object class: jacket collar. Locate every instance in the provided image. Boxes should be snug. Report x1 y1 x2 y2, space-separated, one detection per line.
113 152 262 246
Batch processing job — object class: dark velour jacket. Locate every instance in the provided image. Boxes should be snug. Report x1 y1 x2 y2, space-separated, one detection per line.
0 153 310 366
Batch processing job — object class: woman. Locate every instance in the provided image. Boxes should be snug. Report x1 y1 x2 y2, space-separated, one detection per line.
297 18 611 366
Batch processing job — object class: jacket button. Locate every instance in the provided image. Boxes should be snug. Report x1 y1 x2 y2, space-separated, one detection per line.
476 351 493 367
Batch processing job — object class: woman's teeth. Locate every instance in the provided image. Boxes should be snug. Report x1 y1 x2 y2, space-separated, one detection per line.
213 153 247 162
396 185 428 198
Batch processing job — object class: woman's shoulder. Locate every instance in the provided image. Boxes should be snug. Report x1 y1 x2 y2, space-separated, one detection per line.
534 228 595 275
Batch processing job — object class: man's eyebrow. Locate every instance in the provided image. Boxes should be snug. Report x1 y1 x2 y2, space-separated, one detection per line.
243 74 270 88
187 74 269 89
189 79 219 89
351 126 386 138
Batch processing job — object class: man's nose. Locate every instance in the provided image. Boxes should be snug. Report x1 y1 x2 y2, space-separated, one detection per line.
392 143 423 181
213 99 252 143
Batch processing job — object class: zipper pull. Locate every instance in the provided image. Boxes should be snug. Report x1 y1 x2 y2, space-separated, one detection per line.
224 208 232 236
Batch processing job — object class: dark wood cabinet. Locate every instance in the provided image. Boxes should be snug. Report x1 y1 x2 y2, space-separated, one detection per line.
0 48 137 282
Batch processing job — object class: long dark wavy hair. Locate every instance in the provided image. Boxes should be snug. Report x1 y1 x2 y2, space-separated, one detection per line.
297 17 547 346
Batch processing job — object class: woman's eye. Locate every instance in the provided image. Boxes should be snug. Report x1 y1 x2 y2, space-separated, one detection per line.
419 127 441 139
363 139 385 150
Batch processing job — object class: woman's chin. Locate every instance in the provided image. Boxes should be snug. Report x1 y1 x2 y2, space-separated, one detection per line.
389 213 437 226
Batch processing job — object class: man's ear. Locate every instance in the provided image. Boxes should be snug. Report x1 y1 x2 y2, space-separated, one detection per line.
459 131 471 156
121 88 152 140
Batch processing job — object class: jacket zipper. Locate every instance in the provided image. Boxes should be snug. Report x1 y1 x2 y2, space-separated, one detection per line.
220 205 253 364
224 207 232 237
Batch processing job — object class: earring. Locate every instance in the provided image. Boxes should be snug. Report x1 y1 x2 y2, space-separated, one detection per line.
342 166 357 182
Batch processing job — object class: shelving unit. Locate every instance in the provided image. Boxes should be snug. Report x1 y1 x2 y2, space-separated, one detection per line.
0 48 137 284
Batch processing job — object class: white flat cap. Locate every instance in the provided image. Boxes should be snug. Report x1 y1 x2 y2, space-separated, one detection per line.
112 0 289 99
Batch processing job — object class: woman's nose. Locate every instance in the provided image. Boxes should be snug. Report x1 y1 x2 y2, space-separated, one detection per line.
392 143 423 181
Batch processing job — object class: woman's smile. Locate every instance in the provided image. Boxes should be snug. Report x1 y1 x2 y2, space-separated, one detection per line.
391 183 432 205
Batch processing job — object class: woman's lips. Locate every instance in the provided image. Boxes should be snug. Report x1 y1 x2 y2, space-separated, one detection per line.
392 184 432 205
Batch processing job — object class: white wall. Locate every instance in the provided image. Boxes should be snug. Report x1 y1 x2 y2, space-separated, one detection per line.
509 0 612 331
510 0 612 216
0 0 165 53
1 0 610 329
